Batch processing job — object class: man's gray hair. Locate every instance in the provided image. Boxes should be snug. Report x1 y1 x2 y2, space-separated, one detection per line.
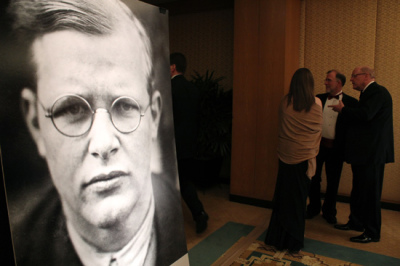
360 66 376 79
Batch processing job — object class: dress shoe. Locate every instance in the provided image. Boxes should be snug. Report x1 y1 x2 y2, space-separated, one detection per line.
334 222 364 232
322 214 337 224
195 211 209 234
350 233 380 243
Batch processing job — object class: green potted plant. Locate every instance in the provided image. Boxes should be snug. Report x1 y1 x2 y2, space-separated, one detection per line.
190 70 233 187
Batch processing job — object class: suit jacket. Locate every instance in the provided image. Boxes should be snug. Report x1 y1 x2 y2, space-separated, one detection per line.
12 182 83 266
341 82 394 165
317 93 358 159
171 75 200 159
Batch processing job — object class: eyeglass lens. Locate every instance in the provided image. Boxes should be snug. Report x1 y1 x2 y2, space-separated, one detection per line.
50 95 142 136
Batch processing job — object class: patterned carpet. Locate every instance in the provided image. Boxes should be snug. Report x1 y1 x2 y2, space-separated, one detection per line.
188 222 400 266
230 240 360 266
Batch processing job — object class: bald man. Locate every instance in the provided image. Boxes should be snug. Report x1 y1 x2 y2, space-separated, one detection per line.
330 66 394 244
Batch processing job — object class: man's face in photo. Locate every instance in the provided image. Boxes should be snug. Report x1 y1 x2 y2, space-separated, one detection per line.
24 28 160 231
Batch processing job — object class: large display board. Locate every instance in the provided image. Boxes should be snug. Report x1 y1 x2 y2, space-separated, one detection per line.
0 0 188 265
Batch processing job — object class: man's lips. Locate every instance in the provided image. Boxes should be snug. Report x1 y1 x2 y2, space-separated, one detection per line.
83 171 128 189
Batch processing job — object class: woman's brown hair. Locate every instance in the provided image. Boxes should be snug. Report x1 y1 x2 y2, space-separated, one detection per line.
287 68 315 112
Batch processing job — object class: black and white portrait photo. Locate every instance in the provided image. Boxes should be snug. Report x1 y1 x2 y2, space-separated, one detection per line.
0 0 188 265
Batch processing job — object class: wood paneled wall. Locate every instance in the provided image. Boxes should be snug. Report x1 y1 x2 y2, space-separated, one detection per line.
230 0 301 201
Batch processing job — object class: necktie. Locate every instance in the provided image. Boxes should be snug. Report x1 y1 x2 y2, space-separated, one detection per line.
328 92 342 100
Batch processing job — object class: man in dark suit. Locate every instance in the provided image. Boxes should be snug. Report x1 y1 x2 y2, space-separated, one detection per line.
307 70 358 224
330 66 394 243
170 52 209 233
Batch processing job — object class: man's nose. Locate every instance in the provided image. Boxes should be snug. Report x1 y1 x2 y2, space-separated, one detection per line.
87 109 120 160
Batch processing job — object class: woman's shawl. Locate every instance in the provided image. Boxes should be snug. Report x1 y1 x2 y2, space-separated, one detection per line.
277 96 323 177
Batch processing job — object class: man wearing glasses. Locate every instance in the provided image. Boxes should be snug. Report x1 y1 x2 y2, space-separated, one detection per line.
330 67 394 244
5 0 186 265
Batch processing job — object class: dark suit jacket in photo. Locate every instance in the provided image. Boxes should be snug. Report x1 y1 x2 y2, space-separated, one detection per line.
341 82 394 165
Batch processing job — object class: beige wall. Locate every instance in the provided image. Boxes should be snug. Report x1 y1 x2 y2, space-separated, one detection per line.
168 0 400 204
301 0 400 204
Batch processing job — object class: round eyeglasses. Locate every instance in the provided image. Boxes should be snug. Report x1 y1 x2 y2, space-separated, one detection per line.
39 95 148 137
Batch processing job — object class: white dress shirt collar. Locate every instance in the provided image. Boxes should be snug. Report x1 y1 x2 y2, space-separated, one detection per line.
362 81 375 93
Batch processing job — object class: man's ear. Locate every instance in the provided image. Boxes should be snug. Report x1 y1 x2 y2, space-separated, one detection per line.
21 88 47 158
150 90 162 140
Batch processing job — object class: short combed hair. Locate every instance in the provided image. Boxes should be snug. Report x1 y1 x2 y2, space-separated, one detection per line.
287 68 315 112
170 52 187 74
327 69 346 86
8 0 154 94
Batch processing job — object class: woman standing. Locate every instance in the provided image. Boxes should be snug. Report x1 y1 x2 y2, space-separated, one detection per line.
264 68 323 253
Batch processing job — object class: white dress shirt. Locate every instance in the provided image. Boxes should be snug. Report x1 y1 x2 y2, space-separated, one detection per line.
322 92 343 140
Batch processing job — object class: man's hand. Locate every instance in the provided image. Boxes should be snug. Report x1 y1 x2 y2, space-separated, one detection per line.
328 100 345 113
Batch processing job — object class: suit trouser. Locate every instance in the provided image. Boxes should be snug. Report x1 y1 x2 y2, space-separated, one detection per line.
308 145 343 217
350 163 385 238
177 158 204 219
